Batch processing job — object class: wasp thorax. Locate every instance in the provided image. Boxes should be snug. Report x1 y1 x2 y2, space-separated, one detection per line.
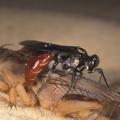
71 58 80 67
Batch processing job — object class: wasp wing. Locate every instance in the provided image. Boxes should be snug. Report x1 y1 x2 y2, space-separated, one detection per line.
19 40 87 55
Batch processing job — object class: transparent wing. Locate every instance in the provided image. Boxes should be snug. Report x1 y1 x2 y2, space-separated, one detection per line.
37 72 120 103
37 73 120 119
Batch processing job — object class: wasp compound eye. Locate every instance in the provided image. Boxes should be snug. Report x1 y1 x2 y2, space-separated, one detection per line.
91 55 100 68
87 55 100 72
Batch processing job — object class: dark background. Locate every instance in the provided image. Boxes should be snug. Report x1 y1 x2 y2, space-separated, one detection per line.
0 0 120 90
0 0 120 23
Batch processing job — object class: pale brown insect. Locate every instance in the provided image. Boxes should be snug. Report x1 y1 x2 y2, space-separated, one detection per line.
0 45 37 106
36 71 120 120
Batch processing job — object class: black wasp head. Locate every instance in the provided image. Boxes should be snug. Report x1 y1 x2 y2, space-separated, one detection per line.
86 54 100 73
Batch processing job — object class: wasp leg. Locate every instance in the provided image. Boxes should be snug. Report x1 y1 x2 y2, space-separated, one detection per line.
95 68 109 88
44 70 53 83
36 69 53 95
65 71 76 95
36 61 59 98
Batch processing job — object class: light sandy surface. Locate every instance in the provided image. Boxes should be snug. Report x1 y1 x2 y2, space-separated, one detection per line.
0 102 72 120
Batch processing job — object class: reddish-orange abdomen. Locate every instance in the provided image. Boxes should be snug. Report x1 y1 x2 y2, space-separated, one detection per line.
25 53 54 84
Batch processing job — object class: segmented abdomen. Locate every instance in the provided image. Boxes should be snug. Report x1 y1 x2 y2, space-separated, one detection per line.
25 53 54 84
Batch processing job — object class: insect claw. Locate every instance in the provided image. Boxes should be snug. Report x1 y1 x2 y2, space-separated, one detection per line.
8 102 17 109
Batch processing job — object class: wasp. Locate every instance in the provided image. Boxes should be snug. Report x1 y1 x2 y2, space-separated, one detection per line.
20 40 109 91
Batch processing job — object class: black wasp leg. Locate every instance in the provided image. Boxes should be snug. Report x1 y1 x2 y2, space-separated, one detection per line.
44 69 53 82
40 53 63 92
44 61 59 82
65 71 76 95
95 68 110 88
37 67 56 96
36 62 59 95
